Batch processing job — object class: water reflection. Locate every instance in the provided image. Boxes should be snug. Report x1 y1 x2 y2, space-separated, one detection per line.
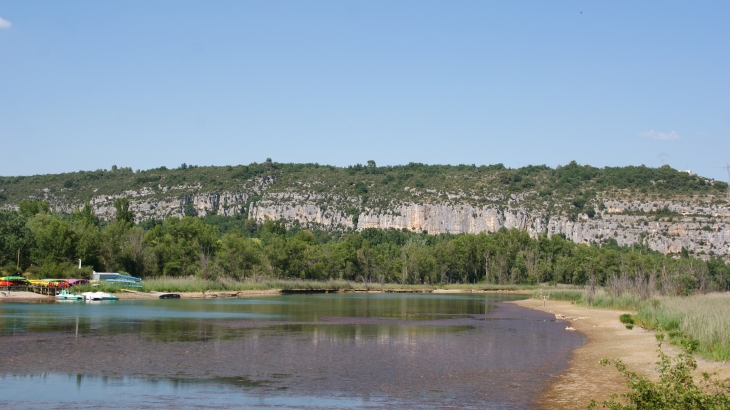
0 293 516 342
0 293 584 409
0 373 389 409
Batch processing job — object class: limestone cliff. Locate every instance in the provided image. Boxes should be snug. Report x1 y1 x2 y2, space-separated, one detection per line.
71 187 724 259
2 162 728 258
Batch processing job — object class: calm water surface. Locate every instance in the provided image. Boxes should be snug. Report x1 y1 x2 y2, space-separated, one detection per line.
0 293 584 409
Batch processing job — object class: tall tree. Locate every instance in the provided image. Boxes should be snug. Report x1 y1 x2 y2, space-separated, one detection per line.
78 198 99 227
0 211 34 271
114 197 134 224
18 200 50 218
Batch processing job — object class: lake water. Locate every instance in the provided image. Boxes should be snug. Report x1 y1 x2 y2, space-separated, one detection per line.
0 293 584 409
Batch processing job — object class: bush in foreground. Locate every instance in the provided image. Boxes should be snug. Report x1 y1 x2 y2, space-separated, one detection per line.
589 342 730 409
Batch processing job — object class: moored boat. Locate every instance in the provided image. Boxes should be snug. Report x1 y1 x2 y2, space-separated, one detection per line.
0 276 29 287
55 289 84 301
81 291 119 301
42 279 70 288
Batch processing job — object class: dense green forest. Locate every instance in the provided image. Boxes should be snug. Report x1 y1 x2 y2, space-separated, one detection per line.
1 199 728 293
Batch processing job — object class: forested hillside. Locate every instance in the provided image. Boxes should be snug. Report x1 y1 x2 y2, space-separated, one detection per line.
1 161 726 213
1 161 729 260
1 200 729 292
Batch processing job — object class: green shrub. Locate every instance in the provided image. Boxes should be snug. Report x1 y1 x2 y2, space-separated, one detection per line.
589 345 730 409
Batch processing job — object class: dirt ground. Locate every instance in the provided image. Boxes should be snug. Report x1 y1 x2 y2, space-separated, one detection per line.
0 290 49 300
114 289 281 300
511 299 730 409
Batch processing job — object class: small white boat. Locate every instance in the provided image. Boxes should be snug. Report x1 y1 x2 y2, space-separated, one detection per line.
81 291 119 301
55 289 84 301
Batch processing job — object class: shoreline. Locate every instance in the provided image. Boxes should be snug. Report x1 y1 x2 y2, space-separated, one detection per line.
1 288 534 301
510 299 730 409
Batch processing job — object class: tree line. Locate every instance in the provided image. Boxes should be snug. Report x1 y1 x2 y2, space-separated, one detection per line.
1 199 728 293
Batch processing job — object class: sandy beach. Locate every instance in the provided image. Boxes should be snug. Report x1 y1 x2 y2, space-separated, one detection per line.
0 290 51 300
511 299 730 409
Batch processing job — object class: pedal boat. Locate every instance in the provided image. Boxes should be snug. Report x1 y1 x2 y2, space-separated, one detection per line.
81 291 119 301
55 289 84 301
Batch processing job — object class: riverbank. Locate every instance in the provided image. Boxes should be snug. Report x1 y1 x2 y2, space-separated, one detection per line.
0 290 51 300
113 287 533 299
511 299 730 409
110 278 540 294
0 287 534 301
115 289 282 299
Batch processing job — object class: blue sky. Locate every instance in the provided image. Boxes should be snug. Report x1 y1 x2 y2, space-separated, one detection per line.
1 1 728 181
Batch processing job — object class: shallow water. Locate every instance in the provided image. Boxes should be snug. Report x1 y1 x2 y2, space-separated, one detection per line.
0 293 584 408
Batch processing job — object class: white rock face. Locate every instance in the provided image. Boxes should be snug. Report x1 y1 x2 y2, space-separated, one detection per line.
354 200 730 258
10 185 730 258
250 193 354 229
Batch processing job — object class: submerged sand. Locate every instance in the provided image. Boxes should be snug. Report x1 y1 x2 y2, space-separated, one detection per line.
511 299 730 410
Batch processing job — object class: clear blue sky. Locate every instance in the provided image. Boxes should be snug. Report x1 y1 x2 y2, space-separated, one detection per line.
1 1 728 181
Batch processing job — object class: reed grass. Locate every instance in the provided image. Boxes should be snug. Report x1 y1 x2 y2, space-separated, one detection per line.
532 288 644 310
588 293 644 311
636 294 730 361
531 289 584 302
531 288 730 361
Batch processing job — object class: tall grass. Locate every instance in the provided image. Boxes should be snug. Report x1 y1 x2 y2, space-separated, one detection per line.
531 289 584 302
532 288 730 361
588 293 644 310
441 283 537 291
532 288 645 311
636 294 730 361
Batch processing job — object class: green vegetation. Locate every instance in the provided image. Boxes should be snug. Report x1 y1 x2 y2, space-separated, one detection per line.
74 277 536 294
636 295 730 361
532 289 583 302
534 289 646 310
590 344 730 409
588 294 646 311
2 200 730 292
533 288 730 361
620 314 635 329
76 278 360 293
619 313 635 324
0 161 725 222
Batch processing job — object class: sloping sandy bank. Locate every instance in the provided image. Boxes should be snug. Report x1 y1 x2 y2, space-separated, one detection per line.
510 299 730 409
0 291 50 300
